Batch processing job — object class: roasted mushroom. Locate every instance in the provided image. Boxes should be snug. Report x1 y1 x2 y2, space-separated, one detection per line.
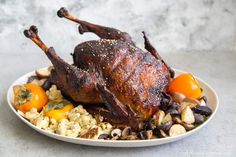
193 106 212 116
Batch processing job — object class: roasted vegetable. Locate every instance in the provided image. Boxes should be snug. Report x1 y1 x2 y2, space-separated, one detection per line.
181 106 195 124
194 113 205 124
182 97 200 108
27 75 47 87
193 106 212 116
182 123 195 130
137 130 153 140
146 118 156 130
154 110 165 126
80 126 101 139
14 83 48 113
169 124 186 136
98 133 110 139
172 116 183 124
171 92 186 103
111 129 122 139
35 66 52 78
169 73 202 99
41 79 52 91
122 127 132 138
153 128 168 138
166 108 179 115
157 121 173 132
27 76 39 84
162 113 172 123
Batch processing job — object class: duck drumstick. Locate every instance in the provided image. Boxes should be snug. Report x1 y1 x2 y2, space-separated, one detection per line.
57 7 133 43
24 26 48 52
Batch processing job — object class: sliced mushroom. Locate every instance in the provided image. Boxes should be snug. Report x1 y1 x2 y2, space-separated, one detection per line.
137 130 153 140
182 123 195 130
137 131 145 140
27 76 42 86
182 97 200 108
162 113 172 123
121 127 132 138
27 76 39 83
171 92 186 103
35 67 52 78
184 97 200 105
193 106 212 116
38 78 47 86
125 134 138 140
181 106 195 124
172 116 183 124
178 102 187 113
122 132 138 140
154 129 168 138
27 76 47 87
154 110 165 126
169 124 186 137
194 113 205 124
111 128 122 138
80 126 102 139
41 79 52 90
98 133 110 139
169 102 179 109
166 108 179 115
147 118 156 130
157 121 173 132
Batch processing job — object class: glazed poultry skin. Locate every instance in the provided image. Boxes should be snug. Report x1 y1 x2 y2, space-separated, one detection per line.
24 7 174 129
72 39 171 118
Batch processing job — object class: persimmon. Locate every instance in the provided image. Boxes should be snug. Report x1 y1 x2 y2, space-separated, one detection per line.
168 73 202 99
44 100 74 121
14 83 48 112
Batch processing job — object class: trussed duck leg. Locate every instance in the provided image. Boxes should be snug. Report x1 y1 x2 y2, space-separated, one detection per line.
142 31 175 78
94 84 140 130
57 7 134 45
24 26 100 104
23 25 81 73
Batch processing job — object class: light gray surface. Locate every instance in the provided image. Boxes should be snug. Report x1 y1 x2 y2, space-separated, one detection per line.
0 0 236 55
0 51 236 157
0 0 236 156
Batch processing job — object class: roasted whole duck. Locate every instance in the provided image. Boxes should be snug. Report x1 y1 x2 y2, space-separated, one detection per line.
24 7 174 129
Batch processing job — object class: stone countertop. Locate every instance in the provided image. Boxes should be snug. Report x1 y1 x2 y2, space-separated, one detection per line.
0 0 236 156
0 51 235 157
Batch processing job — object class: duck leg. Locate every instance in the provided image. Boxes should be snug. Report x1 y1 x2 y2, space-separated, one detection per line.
24 26 101 104
57 7 134 45
24 26 67 68
142 31 175 78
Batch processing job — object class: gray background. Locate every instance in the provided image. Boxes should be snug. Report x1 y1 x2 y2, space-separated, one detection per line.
0 0 236 157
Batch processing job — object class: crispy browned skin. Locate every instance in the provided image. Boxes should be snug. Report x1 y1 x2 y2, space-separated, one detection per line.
73 40 170 120
24 8 174 129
